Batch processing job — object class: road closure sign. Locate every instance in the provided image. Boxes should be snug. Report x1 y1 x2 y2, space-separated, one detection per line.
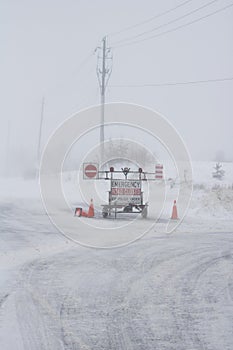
111 180 141 205
83 163 99 179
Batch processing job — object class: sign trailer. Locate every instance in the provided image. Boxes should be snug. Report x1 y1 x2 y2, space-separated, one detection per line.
83 164 163 219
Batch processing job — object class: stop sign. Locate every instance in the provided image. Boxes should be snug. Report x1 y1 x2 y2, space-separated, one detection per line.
84 164 98 179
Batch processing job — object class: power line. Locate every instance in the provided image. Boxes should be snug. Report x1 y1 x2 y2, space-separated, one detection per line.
74 50 96 74
110 77 233 88
43 50 95 96
108 0 194 37
111 0 220 46
113 3 233 48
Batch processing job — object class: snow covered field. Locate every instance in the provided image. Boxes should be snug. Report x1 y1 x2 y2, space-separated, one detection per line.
0 161 233 349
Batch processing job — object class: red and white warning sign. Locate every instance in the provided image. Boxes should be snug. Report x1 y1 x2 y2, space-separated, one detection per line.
83 163 99 179
111 180 141 205
155 164 164 179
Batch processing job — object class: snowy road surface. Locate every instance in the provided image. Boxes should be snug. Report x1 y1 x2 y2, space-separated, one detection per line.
1 199 233 350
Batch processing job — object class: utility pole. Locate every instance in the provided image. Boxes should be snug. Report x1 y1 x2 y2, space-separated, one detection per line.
96 37 112 162
37 96 45 173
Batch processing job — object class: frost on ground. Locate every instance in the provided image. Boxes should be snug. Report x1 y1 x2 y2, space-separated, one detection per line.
0 161 232 349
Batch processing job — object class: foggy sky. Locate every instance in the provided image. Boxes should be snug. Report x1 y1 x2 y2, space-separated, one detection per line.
1 0 233 176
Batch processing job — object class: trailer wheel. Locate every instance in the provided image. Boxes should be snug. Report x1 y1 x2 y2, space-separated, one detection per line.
123 205 133 213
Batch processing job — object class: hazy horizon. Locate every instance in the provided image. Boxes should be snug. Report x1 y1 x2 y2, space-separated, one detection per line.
1 0 233 177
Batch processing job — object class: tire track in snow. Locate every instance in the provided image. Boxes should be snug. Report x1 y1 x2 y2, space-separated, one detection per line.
5 232 233 350
175 252 233 350
15 259 65 350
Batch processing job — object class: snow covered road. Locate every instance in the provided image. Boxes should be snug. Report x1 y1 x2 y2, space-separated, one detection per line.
1 200 233 350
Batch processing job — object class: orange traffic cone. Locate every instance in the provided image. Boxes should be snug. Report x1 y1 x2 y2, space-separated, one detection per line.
74 208 82 217
74 199 94 218
74 207 88 217
171 200 178 220
87 198 94 218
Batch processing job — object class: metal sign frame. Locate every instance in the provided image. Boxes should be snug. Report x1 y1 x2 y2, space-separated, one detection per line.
82 165 164 218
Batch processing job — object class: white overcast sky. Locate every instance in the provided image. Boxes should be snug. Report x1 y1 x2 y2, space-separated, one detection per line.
0 0 233 175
